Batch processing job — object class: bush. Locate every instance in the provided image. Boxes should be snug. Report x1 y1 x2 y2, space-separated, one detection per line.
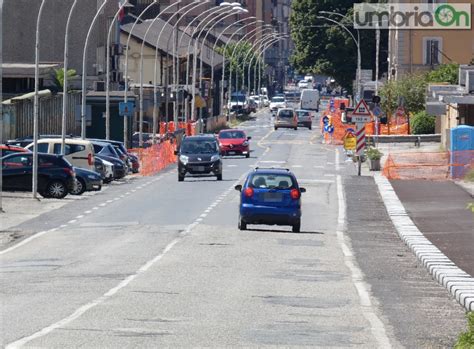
410 111 436 134
455 312 474 349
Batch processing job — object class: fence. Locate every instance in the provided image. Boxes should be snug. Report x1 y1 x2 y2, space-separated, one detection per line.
2 92 81 141
129 140 177 177
382 150 474 180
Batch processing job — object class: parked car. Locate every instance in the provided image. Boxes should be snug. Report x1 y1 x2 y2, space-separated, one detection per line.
175 135 222 181
1 144 29 157
2 153 75 199
235 168 306 232
269 96 287 113
94 157 114 183
88 139 139 173
7 134 76 148
25 138 95 171
295 109 313 130
217 129 251 158
274 108 298 130
91 141 127 179
70 167 103 195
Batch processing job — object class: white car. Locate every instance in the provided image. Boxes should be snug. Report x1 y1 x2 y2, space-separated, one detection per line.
298 80 309 89
269 96 287 112
261 95 270 107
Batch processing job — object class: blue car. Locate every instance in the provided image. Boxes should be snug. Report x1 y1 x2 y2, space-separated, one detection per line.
235 168 306 232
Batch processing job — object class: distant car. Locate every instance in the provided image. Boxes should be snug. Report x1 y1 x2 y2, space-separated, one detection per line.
300 89 320 112
269 96 287 112
218 129 251 158
91 141 128 179
295 109 313 130
248 97 258 113
235 168 306 232
0 144 29 157
261 95 270 107
274 108 298 130
298 80 309 89
70 167 102 195
176 135 223 181
2 153 75 199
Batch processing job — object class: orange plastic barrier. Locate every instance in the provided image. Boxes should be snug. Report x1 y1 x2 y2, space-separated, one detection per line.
159 122 167 135
382 150 474 180
129 140 177 176
168 122 175 133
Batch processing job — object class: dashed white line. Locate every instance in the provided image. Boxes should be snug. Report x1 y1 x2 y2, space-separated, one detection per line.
99 203 107 207
84 211 92 214
67 220 77 224
75 215 84 220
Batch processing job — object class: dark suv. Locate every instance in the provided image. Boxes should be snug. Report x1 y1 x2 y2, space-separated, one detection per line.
176 135 223 181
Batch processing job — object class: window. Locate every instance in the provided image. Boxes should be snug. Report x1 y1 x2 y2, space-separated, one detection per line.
28 143 49 153
2 154 32 169
249 174 295 189
53 143 85 155
423 37 442 65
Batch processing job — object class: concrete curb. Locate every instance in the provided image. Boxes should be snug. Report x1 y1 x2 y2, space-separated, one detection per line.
374 174 474 312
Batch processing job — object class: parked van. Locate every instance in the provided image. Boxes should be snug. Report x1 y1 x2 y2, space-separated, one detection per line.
26 138 95 171
300 89 320 112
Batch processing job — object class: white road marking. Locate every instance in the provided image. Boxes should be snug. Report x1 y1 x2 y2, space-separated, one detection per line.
259 160 286 164
336 175 392 348
75 215 84 220
291 165 303 168
0 230 48 256
67 220 77 224
92 207 99 210
84 211 92 214
99 203 107 207
335 148 341 171
227 165 238 167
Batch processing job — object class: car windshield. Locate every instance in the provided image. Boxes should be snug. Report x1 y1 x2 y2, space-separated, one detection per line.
296 110 311 117
219 131 246 139
181 140 218 154
249 173 296 189
278 109 294 118
231 95 246 102
271 97 285 103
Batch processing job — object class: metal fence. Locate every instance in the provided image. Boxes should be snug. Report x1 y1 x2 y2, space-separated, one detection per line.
2 92 81 141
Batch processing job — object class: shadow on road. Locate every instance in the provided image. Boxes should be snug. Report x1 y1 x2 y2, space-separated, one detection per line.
245 228 324 235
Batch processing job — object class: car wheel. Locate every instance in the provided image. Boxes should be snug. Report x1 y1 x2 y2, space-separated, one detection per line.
308 125 312 130
274 127 278 130
70 178 86 196
238 218 247 231
103 176 113 184
294 127 298 130
178 175 184 182
292 221 301 233
245 153 250 158
46 180 68 199
216 174 223 181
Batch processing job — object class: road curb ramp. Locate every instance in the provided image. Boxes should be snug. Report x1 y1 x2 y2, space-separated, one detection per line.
374 173 474 312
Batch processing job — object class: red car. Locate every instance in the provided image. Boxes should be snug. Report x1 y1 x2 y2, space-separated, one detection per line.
217 129 251 158
1 144 29 158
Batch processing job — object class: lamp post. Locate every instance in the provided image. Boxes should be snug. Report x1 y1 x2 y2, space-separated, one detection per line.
32 0 47 199
219 20 263 116
123 0 159 148
197 6 246 118
318 11 361 101
61 0 78 155
255 37 285 96
209 16 256 116
105 0 133 141
81 0 112 140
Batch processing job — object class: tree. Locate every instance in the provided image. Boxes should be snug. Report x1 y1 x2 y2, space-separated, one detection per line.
426 63 459 85
379 74 427 116
290 0 388 93
52 68 77 92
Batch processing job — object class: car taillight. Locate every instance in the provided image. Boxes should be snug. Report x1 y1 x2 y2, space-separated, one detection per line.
64 168 74 176
244 187 254 198
290 188 301 200
88 153 93 166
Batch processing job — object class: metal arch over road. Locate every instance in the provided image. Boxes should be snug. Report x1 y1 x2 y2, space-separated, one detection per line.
0 108 468 348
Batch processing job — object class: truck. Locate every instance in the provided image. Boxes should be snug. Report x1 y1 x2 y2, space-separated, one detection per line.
300 89 320 112
228 92 249 115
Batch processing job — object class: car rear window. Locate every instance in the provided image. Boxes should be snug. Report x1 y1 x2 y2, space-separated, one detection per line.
278 110 294 118
249 174 296 189
271 97 285 103
296 111 311 117
219 131 245 139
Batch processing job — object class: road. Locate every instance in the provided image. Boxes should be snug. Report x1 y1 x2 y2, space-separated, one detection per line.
0 109 467 348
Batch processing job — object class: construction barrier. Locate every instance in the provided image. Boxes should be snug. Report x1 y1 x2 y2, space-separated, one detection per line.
129 140 177 177
382 150 474 180
159 122 197 136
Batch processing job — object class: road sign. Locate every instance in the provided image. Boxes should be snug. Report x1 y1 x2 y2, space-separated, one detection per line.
344 133 356 150
322 115 329 125
356 124 366 156
372 105 382 117
352 99 372 123
119 102 134 117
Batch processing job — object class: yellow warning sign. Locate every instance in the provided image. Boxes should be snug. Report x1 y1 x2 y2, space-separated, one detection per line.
344 135 356 150
195 95 206 108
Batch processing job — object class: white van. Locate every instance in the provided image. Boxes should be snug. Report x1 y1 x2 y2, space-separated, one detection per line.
26 138 95 171
300 89 320 112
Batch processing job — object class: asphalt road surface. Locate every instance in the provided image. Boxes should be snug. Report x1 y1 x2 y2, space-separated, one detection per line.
0 109 467 348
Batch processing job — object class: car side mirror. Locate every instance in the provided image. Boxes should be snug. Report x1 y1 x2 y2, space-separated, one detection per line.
234 184 242 192
247 136 252 140
300 187 306 193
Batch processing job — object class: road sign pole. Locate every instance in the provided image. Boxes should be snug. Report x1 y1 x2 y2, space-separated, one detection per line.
356 123 366 177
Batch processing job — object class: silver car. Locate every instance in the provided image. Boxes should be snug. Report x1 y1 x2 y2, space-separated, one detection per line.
274 108 298 130
295 109 313 130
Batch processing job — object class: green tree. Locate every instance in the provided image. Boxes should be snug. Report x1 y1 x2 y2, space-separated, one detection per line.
410 111 436 134
379 74 427 116
52 68 77 92
290 0 388 93
426 63 459 85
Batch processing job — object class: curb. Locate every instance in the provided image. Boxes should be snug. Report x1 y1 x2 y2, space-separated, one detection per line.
374 174 474 312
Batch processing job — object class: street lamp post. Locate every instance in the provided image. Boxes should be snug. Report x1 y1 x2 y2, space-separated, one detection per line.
105 0 133 141
318 11 361 101
32 0 48 199
81 0 111 140
61 0 78 155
